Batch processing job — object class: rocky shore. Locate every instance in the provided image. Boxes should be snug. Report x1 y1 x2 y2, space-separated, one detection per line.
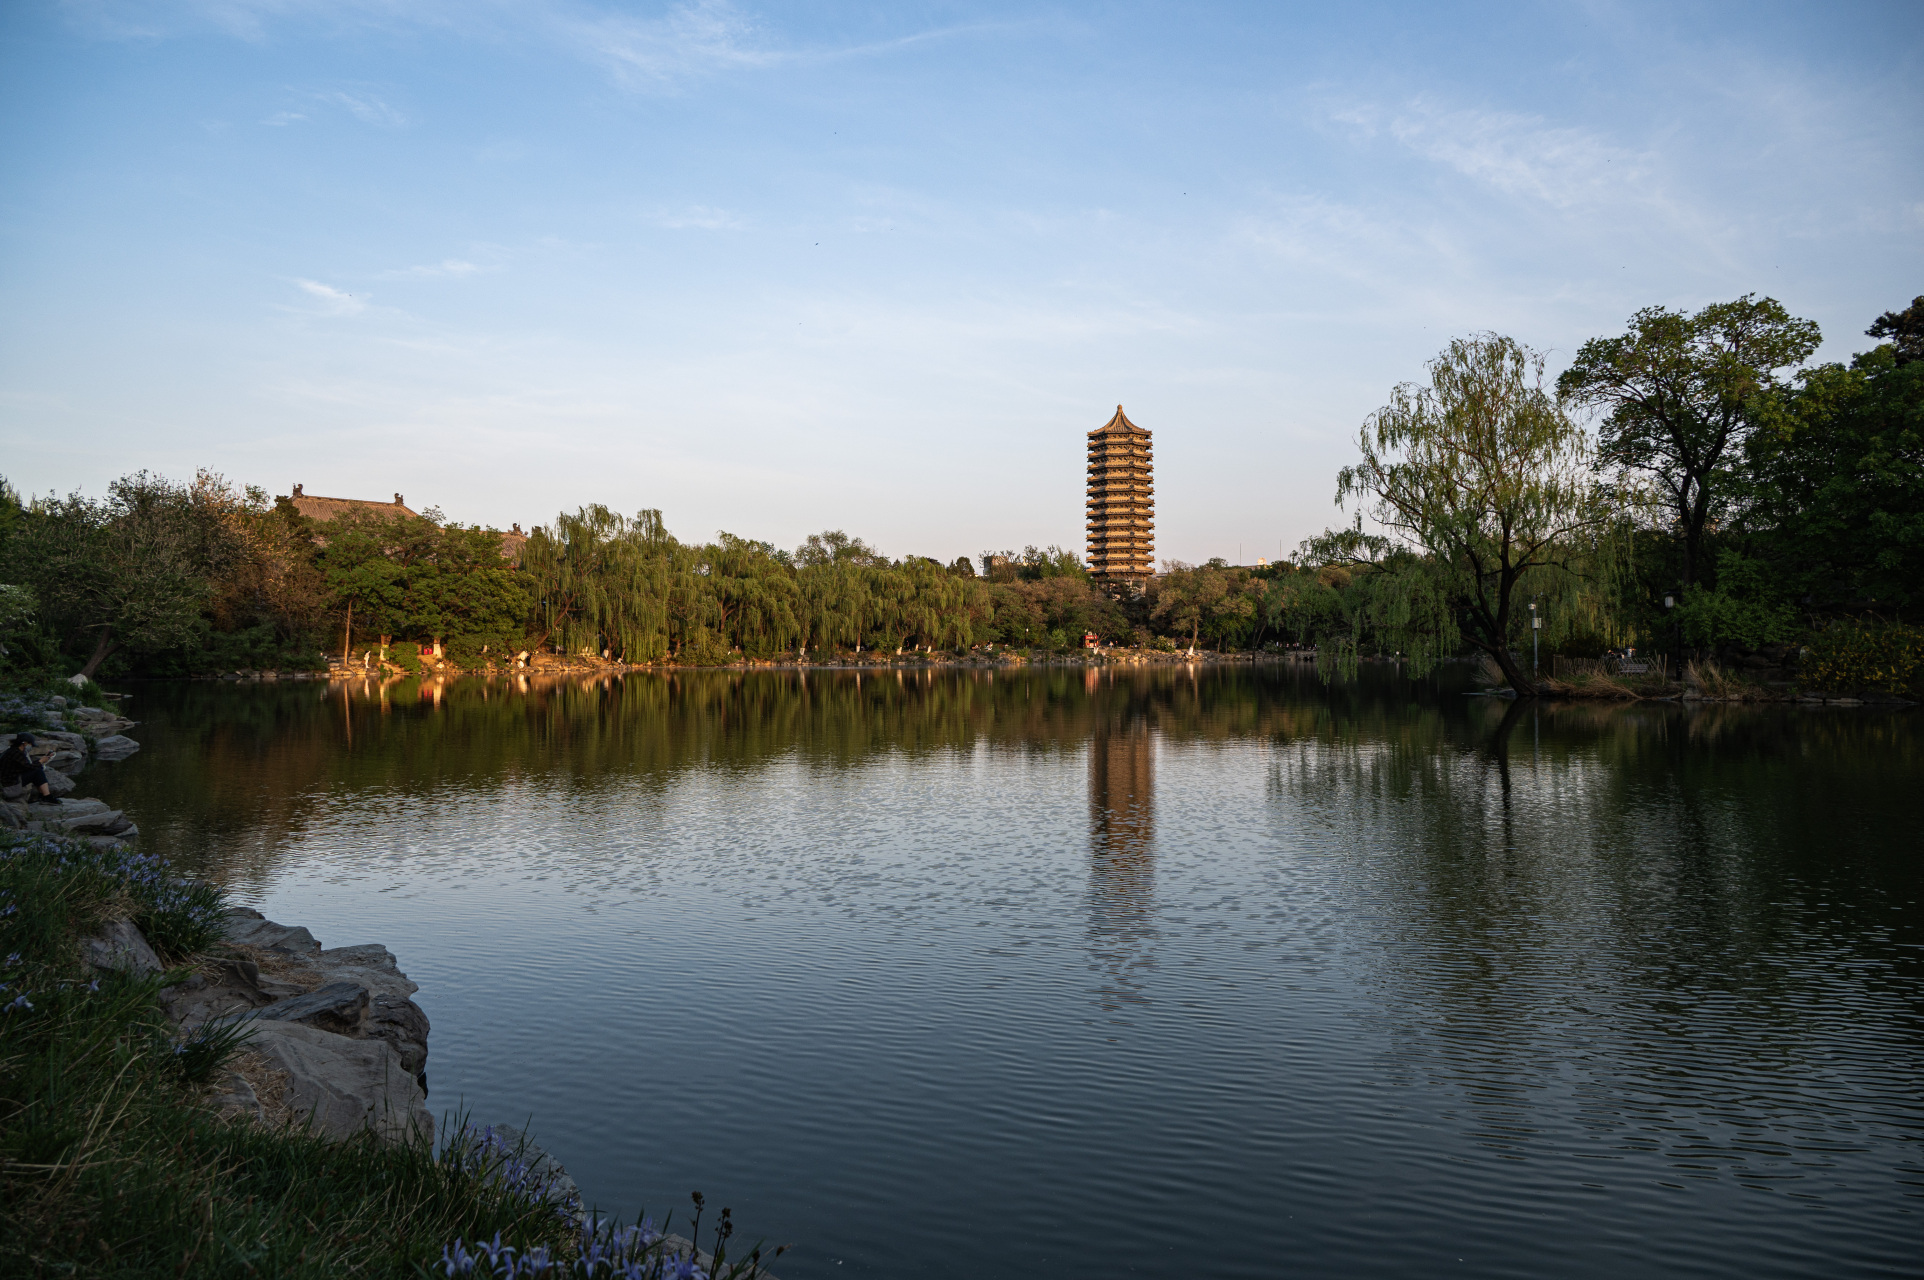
3 687 438 1146
7 687 783 1277
1 691 142 845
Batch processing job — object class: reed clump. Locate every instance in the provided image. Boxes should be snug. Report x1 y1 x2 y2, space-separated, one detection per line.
1684 659 1771 702
1538 671 1639 700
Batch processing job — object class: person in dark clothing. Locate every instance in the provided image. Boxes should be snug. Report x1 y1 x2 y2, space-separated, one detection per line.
0 733 57 804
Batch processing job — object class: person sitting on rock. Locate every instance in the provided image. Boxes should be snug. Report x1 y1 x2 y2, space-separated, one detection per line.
0 733 57 804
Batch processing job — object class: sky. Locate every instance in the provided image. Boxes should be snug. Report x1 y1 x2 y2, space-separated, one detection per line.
1 1 1920 568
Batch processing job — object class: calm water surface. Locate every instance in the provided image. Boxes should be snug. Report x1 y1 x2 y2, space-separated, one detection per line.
88 666 1922 1278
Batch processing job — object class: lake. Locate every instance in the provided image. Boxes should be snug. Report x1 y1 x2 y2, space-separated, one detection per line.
87 664 1922 1279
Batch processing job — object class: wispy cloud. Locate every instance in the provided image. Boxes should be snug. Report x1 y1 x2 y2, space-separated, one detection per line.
292 279 366 316
260 88 406 128
65 0 449 43
1333 99 1656 210
564 0 781 91
321 89 406 127
74 1 989 96
381 258 484 279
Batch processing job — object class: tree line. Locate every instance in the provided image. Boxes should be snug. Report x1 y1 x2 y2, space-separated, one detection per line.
0 480 1193 677
0 292 1917 690
1282 293 1922 693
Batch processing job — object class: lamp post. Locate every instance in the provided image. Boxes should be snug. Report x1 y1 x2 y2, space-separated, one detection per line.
1530 597 1540 677
1664 593 1677 676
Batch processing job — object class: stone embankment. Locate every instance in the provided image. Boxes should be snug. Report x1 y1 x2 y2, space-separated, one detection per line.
1 692 142 845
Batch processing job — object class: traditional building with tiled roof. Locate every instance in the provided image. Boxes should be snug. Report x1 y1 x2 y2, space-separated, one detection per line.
1085 405 1155 583
285 484 528 562
288 484 417 523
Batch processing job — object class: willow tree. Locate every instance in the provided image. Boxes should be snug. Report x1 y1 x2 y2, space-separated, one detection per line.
519 506 673 660
1329 333 1612 695
702 532 801 658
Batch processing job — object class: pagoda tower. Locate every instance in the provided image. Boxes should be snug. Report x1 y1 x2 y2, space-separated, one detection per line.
1085 405 1154 583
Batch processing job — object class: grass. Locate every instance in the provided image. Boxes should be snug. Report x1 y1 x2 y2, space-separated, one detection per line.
1683 659 1779 702
1538 671 1640 700
0 832 784 1279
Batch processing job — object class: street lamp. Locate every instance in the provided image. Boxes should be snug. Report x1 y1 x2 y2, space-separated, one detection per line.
1530 598 1540 677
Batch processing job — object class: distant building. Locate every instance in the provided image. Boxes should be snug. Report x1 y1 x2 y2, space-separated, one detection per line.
286 484 527 561
1085 405 1154 583
288 484 416 523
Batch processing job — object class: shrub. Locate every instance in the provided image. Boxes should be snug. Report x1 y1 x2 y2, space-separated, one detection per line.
1801 622 1924 697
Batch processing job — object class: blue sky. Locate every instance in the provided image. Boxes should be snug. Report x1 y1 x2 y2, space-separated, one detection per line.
2 1 1919 566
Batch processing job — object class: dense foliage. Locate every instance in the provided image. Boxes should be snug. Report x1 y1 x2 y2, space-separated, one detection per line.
1296 295 1924 693
0 294 1915 693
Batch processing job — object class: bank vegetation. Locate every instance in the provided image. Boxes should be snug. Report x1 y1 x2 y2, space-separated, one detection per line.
0 295 1917 699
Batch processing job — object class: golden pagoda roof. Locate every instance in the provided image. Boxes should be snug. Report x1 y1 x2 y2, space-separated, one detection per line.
1089 405 1148 437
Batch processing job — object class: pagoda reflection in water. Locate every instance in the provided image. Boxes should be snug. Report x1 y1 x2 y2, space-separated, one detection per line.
1086 700 1156 1015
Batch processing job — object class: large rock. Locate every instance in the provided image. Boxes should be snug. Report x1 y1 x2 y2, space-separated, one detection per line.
71 707 137 734
244 1020 432 1144
254 980 370 1035
223 908 321 955
221 909 431 1091
55 808 132 836
161 956 277 1028
92 735 141 761
312 944 431 1085
84 919 163 976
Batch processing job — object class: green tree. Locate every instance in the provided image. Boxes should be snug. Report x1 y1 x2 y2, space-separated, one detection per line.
703 532 801 658
1558 295 1820 590
314 518 404 662
4 472 235 678
519 506 674 660
1865 295 1924 367
1744 339 1924 613
1327 333 1613 694
1151 560 1261 650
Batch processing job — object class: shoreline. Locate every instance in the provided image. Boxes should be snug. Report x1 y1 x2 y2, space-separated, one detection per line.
122 650 1916 706
182 647 1320 683
3 684 779 1277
